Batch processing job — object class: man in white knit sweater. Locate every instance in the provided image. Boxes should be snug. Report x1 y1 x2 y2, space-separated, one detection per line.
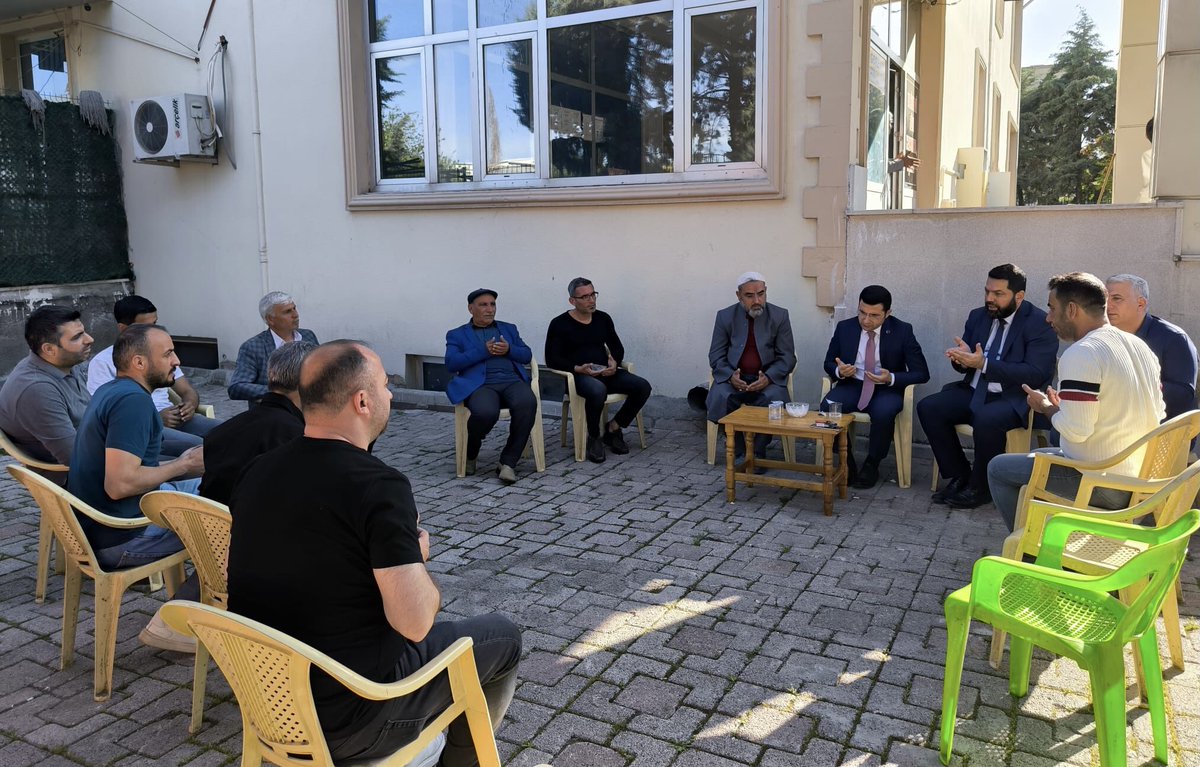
988 272 1165 530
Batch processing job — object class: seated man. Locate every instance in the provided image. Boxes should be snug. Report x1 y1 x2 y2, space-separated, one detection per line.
200 341 314 505
1105 273 1198 420
0 306 93 480
989 272 1165 530
445 289 536 483
228 341 522 763
229 291 319 403
821 285 929 489
545 278 652 463
916 264 1058 509
706 271 796 457
87 295 220 457
68 324 205 650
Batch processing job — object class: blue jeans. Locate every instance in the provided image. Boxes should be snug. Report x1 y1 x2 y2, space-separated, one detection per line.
987 448 1131 531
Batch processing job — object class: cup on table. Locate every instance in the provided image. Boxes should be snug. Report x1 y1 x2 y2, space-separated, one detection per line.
826 401 842 418
786 402 808 418
768 400 783 421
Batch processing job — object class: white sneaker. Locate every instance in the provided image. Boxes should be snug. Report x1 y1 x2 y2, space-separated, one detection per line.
139 610 198 654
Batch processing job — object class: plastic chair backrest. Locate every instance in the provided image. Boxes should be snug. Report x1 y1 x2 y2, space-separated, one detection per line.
1135 410 1200 479
7 465 98 572
1108 510 1200 640
140 491 231 608
0 428 68 473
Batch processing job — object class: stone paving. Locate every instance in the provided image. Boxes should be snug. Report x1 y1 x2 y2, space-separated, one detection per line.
1 379 1199 767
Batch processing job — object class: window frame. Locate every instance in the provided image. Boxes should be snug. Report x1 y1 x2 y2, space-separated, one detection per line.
337 0 783 209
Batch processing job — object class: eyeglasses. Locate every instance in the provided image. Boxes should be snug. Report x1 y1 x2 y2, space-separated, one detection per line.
572 292 599 301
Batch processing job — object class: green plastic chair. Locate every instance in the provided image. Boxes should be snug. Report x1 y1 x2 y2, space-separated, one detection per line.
940 509 1200 767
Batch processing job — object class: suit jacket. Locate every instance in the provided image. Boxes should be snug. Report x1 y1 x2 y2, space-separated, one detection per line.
708 302 796 386
445 320 532 405
951 301 1058 417
823 315 929 391
228 328 320 402
1136 313 1198 420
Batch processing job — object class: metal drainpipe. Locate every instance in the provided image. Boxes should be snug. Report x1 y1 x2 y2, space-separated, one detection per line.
247 0 269 293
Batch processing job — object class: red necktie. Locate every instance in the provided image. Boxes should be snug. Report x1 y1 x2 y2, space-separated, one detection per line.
857 331 876 410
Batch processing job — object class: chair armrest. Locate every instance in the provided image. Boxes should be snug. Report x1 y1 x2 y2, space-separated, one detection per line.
1074 470 1171 498
313 637 477 701
71 501 153 530
969 554 1108 612
1029 450 1122 474
543 367 578 397
1036 511 1166 571
620 361 635 373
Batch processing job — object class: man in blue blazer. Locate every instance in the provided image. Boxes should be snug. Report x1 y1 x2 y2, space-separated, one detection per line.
917 264 1059 508
822 285 929 489
229 291 319 403
445 288 535 484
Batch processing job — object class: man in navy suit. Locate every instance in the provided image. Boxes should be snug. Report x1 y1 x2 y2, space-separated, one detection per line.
822 285 929 489
445 289 535 484
917 264 1059 508
229 291 320 403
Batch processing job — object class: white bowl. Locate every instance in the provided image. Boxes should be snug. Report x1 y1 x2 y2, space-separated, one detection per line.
786 402 808 417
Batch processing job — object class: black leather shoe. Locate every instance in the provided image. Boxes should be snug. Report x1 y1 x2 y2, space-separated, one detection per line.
587 436 607 463
852 461 879 489
932 476 969 504
603 428 629 455
947 485 992 509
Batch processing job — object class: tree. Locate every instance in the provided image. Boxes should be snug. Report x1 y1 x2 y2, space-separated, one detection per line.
1017 9 1116 205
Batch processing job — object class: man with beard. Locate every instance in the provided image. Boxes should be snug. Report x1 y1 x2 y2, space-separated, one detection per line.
706 272 796 459
917 264 1058 509
68 324 206 651
228 341 522 763
988 272 1164 530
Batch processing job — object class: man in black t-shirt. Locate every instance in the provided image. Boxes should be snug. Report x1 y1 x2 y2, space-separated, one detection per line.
545 277 652 463
228 341 522 764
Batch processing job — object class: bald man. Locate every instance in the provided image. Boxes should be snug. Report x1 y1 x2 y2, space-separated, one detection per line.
227 341 521 764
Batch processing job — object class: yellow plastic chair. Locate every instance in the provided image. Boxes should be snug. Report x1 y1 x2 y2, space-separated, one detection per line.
940 510 1200 767
704 370 795 465
167 387 217 419
6 465 188 700
0 428 68 602
141 491 231 733
991 457 1200 672
929 408 1044 491
453 359 546 477
161 601 553 767
818 376 915 488
545 361 647 462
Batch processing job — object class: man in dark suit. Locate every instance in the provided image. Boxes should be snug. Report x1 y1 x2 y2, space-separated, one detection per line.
706 271 796 457
228 291 320 403
917 264 1059 509
822 285 929 489
445 288 536 484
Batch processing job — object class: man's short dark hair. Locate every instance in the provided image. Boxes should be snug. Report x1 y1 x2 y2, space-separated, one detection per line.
268 341 316 392
114 295 157 325
1048 272 1108 317
113 324 168 372
567 277 593 297
299 340 374 413
24 305 81 354
858 285 892 312
987 264 1027 294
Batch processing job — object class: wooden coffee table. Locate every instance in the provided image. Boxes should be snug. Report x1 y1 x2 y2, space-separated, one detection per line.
718 405 854 516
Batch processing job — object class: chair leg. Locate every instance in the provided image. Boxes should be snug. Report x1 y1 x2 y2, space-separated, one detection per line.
706 421 717 465
931 460 941 492
1008 636 1034 697
635 412 647 449
1119 586 1149 702
189 643 210 734
455 408 468 478
36 515 54 603
1088 646 1130 767
895 420 912 489
1160 583 1185 670
148 572 164 592
447 650 502 767
571 401 587 462
1136 628 1169 763
92 576 126 701
60 562 82 670
940 592 971 765
531 410 546 473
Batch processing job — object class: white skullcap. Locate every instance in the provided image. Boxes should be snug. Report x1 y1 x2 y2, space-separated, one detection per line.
736 271 766 289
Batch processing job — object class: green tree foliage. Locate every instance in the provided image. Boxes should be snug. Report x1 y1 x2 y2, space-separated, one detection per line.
1017 9 1115 205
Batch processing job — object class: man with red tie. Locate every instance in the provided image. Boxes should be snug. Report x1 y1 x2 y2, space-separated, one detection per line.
821 285 929 489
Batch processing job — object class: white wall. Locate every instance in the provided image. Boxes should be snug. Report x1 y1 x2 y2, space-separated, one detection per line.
60 0 826 397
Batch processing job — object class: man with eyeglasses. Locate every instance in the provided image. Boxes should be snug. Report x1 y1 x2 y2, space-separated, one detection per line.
545 277 652 463
821 285 928 489
706 272 796 460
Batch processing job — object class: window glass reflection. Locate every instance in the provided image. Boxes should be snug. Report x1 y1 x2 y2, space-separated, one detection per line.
376 54 426 179
433 0 468 33
547 0 654 16
691 8 756 164
477 0 536 28
435 43 473 182
370 0 424 42
548 13 673 178
483 40 535 175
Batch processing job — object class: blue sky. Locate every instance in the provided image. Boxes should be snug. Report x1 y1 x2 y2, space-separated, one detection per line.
1022 0 1122 67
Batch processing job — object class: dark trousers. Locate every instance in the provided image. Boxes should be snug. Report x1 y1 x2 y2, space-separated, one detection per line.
464 382 536 468
917 382 1024 491
822 379 904 465
327 614 522 764
571 369 652 437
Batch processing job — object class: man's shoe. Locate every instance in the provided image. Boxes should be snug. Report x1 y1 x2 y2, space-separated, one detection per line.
464 458 477 476
603 427 629 455
498 464 517 484
852 461 879 489
932 476 969 504
139 612 197 654
946 485 992 509
587 436 607 463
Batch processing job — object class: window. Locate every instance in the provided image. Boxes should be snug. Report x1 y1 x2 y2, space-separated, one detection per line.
345 0 779 205
18 33 70 101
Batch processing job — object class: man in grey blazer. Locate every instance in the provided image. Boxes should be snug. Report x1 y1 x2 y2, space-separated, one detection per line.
228 291 320 403
707 272 796 455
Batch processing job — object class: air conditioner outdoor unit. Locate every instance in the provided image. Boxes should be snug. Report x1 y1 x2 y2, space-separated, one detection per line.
129 93 217 164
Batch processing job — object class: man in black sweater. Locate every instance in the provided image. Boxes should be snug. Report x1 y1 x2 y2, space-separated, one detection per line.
545 278 652 463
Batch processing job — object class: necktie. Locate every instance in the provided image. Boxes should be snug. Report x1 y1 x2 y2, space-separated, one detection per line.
857 330 876 410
